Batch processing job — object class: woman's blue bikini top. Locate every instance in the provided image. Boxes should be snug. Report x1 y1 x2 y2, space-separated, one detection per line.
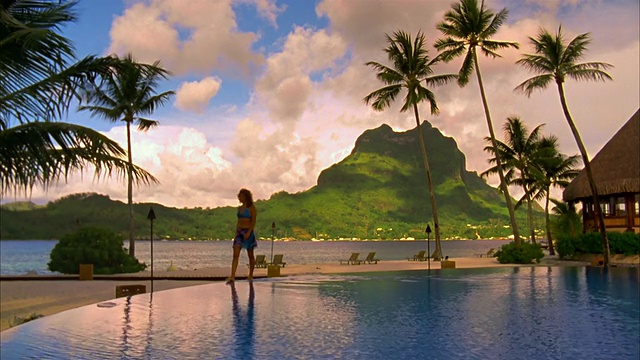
237 207 251 219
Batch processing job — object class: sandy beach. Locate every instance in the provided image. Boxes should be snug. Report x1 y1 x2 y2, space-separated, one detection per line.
0 256 594 332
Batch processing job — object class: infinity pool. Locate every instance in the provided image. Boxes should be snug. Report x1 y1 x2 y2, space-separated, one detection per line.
1 266 638 359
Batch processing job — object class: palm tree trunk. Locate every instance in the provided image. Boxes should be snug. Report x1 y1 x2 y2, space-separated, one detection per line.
126 121 135 257
521 171 535 243
413 103 442 260
556 83 610 266
527 198 535 243
544 186 556 255
472 51 521 245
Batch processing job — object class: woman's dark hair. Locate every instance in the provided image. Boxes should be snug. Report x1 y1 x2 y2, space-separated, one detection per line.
238 188 254 206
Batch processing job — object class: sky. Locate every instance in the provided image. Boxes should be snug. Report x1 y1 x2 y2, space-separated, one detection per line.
15 0 640 208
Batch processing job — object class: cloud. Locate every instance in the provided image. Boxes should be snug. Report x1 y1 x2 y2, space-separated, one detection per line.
27 126 236 208
242 0 285 28
255 26 347 122
108 0 264 77
174 77 222 113
316 0 445 58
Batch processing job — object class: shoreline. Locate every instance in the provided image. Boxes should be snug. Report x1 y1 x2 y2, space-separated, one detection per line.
0 256 614 332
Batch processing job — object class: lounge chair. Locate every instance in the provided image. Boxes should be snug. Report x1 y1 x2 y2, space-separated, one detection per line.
408 250 427 261
253 254 267 268
339 252 361 265
363 252 379 264
268 254 287 267
475 248 495 258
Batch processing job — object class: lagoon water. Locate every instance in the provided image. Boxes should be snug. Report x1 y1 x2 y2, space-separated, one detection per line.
0 239 511 275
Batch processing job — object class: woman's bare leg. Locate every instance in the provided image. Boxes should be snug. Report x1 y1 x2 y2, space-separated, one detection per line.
228 247 242 283
247 248 255 280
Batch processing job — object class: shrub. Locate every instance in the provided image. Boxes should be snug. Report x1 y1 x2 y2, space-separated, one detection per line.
550 203 582 241
609 232 640 255
556 231 640 258
555 234 575 259
494 241 545 264
48 227 146 274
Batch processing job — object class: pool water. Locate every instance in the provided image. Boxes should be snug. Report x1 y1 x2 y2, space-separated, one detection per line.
1 266 638 359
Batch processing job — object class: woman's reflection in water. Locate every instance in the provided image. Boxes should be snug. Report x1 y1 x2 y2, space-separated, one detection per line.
230 281 255 358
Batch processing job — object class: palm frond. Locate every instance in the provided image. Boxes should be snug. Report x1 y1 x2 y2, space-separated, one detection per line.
365 61 404 85
458 50 474 86
3 56 116 123
513 74 554 97
424 73 458 88
136 118 159 131
0 121 157 195
565 63 613 82
363 85 402 111
481 39 519 55
515 54 555 74
482 6 508 38
433 37 466 54
561 31 591 64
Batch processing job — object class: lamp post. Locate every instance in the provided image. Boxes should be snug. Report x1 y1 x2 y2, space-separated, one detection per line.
271 222 276 263
425 224 432 271
147 207 156 293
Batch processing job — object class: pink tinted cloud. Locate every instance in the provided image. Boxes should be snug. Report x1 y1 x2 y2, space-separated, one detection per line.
255 26 347 122
108 0 263 76
174 77 222 113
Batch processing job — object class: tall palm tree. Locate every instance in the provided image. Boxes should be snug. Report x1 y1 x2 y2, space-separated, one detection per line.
528 136 579 255
364 30 456 259
80 54 174 257
1 0 156 196
435 0 522 244
515 26 613 265
481 117 543 243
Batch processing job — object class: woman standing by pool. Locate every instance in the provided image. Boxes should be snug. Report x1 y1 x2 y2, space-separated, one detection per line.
227 188 257 283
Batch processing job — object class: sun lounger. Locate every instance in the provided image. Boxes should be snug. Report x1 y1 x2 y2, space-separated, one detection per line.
253 254 267 268
340 252 361 265
474 248 495 258
363 252 379 264
408 250 427 261
268 254 287 267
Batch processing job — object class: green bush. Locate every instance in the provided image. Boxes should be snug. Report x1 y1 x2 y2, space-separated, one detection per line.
609 232 640 255
556 231 640 258
48 227 146 274
494 241 545 264
555 234 576 259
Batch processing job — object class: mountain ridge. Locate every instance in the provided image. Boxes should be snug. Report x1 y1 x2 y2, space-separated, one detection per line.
1 121 539 240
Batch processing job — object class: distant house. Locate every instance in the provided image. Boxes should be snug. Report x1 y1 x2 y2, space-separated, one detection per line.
563 109 639 233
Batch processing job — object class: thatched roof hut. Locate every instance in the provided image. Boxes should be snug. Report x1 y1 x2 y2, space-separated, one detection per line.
563 109 639 201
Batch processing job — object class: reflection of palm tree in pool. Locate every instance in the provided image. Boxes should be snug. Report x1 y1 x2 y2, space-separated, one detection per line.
144 295 155 357
230 282 255 358
121 297 133 356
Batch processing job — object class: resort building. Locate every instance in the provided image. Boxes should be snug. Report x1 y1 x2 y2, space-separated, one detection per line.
563 109 640 233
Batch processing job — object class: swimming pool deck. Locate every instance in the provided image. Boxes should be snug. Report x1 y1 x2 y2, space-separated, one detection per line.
0 256 611 332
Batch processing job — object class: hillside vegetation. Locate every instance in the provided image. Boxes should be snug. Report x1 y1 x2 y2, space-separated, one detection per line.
1 121 540 240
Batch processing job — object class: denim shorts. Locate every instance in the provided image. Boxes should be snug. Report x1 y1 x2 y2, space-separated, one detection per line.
233 228 257 249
